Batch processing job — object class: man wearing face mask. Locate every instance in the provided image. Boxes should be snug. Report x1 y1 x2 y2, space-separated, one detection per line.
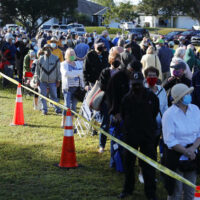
35 44 61 115
163 62 191 106
49 37 64 63
120 71 159 200
83 39 109 91
120 42 136 69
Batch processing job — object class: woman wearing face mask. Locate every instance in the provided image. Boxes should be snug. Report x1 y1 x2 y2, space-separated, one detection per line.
98 50 121 153
163 62 191 106
162 83 200 200
60 48 84 128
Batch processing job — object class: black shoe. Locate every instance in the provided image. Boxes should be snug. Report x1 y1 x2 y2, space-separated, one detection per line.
118 191 132 199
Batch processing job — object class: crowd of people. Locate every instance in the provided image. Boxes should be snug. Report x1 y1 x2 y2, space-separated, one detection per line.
1 26 200 200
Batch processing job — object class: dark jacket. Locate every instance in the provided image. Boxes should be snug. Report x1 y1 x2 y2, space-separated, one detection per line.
121 88 159 145
83 50 109 86
163 75 191 106
158 46 173 73
99 68 111 91
130 41 142 61
15 41 29 71
106 70 130 115
120 50 136 69
192 70 200 108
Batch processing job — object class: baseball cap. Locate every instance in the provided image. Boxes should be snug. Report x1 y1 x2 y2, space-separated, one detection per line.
170 62 186 70
131 71 144 85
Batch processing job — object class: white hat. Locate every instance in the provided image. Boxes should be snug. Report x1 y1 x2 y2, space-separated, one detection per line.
171 83 194 104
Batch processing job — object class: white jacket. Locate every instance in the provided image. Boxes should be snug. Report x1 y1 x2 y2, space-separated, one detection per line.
60 61 84 90
141 54 162 80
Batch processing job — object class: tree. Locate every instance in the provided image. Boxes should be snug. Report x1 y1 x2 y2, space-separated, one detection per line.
90 0 115 7
103 2 138 25
1 0 78 35
138 0 200 21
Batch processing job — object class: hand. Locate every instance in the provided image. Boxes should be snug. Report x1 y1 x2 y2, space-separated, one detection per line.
85 85 91 91
56 81 60 88
185 146 196 160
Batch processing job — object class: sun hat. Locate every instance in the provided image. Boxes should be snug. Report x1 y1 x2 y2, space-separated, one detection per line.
171 83 194 104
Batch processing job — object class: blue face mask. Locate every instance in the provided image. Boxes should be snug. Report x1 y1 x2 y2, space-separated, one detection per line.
182 94 192 105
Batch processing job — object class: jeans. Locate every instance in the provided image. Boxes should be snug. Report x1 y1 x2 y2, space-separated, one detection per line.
39 82 61 113
2 65 13 87
63 87 78 116
167 169 196 200
99 102 110 148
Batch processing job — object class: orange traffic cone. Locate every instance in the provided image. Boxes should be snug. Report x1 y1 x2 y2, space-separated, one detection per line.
11 83 25 126
195 186 200 199
58 109 78 168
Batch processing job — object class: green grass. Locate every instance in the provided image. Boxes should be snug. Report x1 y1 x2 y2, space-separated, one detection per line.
0 82 176 200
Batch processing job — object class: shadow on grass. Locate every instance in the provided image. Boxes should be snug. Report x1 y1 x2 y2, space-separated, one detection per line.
27 123 60 129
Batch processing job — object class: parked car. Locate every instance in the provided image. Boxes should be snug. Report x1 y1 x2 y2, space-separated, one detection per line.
128 28 150 40
177 30 200 41
120 22 136 30
3 24 18 31
59 24 69 33
164 31 183 42
51 24 60 32
39 24 52 31
74 27 86 36
191 33 200 45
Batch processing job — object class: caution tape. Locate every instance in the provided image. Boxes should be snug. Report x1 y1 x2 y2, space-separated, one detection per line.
0 72 196 189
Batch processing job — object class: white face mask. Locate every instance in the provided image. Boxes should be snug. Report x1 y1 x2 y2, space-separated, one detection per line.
12 40 15 44
50 43 56 49
23 39 27 43
61 40 65 45
32 42 36 46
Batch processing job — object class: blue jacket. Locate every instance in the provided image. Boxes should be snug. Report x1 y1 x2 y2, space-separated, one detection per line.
100 36 110 51
1 42 16 65
112 37 120 46
158 46 173 73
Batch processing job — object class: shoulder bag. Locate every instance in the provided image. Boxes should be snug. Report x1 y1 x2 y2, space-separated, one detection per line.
74 77 86 102
85 80 105 111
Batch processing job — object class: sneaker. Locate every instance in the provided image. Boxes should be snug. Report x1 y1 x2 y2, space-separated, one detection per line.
98 147 104 153
92 130 98 136
138 172 144 184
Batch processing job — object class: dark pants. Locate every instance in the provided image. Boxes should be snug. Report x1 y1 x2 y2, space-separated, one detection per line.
2 65 13 87
99 102 110 148
123 142 156 199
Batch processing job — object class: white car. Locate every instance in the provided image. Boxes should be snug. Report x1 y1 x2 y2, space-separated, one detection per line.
59 24 69 33
3 24 18 31
119 22 136 30
39 24 52 31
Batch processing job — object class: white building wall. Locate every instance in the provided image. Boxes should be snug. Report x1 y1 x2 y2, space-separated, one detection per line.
175 16 199 29
109 20 120 28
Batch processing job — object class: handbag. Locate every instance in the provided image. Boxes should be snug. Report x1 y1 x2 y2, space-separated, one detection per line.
30 75 38 89
85 80 105 111
73 77 86 102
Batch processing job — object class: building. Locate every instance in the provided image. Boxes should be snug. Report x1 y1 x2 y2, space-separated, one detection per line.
39 0 106 26
138 14 199 29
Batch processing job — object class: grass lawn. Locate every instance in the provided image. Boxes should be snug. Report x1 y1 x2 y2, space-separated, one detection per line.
0 82 187 200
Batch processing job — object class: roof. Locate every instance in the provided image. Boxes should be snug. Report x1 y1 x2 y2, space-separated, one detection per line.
77 0 105 16
93 7 108 16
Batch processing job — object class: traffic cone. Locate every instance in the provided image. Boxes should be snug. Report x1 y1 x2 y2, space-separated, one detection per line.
194 186 200 199
58 109 78 168
11 83 25 126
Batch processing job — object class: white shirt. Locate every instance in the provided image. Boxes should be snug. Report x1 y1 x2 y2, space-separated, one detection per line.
162 104 200 148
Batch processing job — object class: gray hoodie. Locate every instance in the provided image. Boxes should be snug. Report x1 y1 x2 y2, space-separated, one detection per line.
36 54 61 83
